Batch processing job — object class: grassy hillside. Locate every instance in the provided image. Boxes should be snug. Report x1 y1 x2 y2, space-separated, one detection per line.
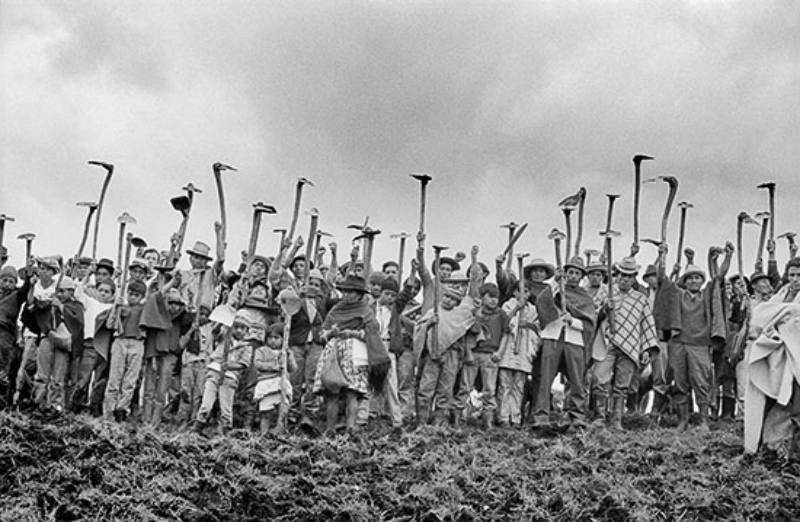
1 411 798 521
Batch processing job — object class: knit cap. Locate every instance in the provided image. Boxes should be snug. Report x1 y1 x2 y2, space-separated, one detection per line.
0 265 18 281
380 277 400 293
368 271 387 286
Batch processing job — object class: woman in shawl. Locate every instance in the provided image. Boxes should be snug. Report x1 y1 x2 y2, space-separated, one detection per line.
313 275 389 434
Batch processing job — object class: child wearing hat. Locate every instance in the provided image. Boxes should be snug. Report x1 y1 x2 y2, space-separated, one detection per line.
414 244 482 426
0 265 31 404
494 281 540 427
196 308 259 433
175 303 214 424
253 322 297 433
102 279 148 421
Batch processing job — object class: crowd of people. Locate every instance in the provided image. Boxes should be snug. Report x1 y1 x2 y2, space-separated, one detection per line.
0 195 799 467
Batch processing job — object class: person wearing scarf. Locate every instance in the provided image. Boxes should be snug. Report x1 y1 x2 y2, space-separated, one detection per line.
532 257 596 427
313 275 389 434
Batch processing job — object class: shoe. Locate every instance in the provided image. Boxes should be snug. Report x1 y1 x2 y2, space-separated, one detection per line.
720 397 736 422
677 403 689 431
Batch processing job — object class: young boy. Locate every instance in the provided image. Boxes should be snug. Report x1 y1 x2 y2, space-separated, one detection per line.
196 308 258 433
453 282 510 429
176 304 214 425
494 282 539 427
140 274 192 427
103 279 147 421
0 265 31 406
71 278 115 414
253 322 297 433
33 275 84 413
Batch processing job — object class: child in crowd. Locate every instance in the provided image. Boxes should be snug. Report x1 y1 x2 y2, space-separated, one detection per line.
253 322 297 433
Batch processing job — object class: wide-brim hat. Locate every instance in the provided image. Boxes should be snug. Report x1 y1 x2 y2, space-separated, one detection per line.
523 259 555 280
432 257 460 275
467 261 490 278
242 296 272 312
77 257 94 266
337 274 368 294
749 271 770 286
38 256 61 272
96 258 115 272
563 256 587 275
586 263 607 275
129 258 149 272
447 270 470 283
251 255 271 269
186 241 212 260
614 257 640 276
680 265 706 285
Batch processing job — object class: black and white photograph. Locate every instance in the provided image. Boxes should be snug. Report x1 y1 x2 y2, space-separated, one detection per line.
1 1 799 520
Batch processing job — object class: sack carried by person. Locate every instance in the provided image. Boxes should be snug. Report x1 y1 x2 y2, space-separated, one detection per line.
320 340 349 393
49 321 72 352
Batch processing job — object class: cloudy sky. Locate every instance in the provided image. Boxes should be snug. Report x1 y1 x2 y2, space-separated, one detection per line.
2 1 799 275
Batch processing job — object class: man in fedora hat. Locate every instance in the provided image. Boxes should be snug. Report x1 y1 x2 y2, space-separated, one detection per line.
179 224 224 313
533 256 595 427
591 257 659 429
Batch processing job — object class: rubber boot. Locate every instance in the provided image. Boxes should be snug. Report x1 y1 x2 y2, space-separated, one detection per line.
482 411 493 430
720 397 735 422
677 403 689 431
451 409 462 428
610 397 623 431
593 393 608 425
697 404 710 432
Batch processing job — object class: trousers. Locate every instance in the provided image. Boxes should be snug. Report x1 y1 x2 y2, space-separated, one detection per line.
103 338 144 417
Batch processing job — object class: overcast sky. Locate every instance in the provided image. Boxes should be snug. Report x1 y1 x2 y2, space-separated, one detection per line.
2 1 799 275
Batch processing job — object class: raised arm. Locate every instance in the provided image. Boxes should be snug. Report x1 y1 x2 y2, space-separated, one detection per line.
467 245 481 299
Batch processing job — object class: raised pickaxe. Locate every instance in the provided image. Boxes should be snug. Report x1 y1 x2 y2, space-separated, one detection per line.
513 252 531 354
584 248 602 266
247 202 277 265
632 154 654 251
643 176 679 246
303 208 320 284
736 212 759 279
354 226 381 275
273 228 287 256
116 212 137 278
561 206 575 260
17 233 35 266
676 202 693 268
754 211 771 268
75 202 99 260
778 232 798 259
599 229 622 334
287 177 314 244
500 221 519 271
560 188 588 258
390 232 411 283
548 228 566 269
0 214 14 248
212 162 237 246
411 173 432 241
431 244 448 356
501 223 528 262
601 193 620 259
757 182 776 243
87 160 114 260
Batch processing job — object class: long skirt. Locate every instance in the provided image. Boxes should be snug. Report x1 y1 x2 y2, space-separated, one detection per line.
313 337 369 397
